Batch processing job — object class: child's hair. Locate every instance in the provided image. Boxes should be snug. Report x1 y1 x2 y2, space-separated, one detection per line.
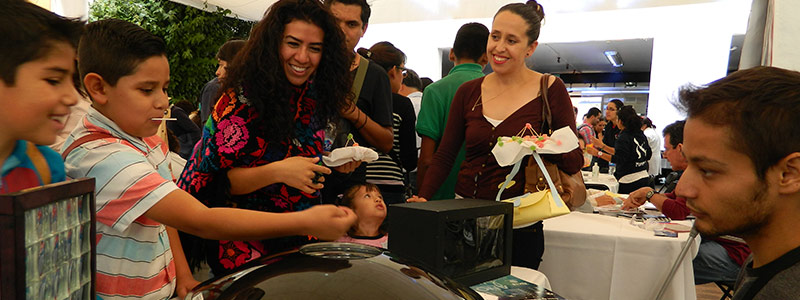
340 183 387 236
0 2 84 85
216 39 246 62
78 19 166 87
357 41 405 73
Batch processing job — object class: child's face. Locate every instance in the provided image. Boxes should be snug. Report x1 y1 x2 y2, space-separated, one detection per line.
351 186 387 220
98 55 170 138
0 42 78 145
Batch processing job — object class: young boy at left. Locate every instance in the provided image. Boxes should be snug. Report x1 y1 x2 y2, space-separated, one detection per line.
0 2 83 193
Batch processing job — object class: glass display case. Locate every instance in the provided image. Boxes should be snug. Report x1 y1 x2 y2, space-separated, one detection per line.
0 178 96 300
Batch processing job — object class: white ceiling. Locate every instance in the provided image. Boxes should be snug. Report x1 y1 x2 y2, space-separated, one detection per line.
170 0 752 80
172 0 734 24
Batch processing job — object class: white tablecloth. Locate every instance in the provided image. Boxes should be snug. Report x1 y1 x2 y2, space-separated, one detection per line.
581 171 619 193
539 212 699 300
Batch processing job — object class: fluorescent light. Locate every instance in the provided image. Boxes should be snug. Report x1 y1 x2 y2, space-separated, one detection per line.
604 50 623 67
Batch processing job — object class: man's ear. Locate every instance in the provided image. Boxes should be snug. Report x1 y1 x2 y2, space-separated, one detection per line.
449 49 456 62
362 23 368 37
777 153 800 195
83 73 108 105
478 53 489 67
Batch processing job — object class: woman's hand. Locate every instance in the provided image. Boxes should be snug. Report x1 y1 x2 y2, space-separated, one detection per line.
406 196 427 203
586 145 600 157
300 205 357 240
591 136 605 148
333 160 361 173
275 156 331 193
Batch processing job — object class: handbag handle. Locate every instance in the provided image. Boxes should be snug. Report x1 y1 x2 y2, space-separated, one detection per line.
540 74 552 135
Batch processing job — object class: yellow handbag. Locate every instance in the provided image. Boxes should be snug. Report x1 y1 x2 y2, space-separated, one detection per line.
497 153 570 228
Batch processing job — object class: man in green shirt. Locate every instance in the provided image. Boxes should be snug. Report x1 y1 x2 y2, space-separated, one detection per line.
416 22 488 199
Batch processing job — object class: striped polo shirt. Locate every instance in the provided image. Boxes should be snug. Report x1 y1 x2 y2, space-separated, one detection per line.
62 107 177 299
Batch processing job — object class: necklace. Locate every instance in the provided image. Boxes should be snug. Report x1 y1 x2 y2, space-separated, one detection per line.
472 74 537 111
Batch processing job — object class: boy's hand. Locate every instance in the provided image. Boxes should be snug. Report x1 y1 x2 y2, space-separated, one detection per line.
301 205 357 240
175 275 200 298
276 157 331 193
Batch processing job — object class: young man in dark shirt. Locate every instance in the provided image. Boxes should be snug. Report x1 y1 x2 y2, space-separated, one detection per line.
322 0 393 203
675 66 800 299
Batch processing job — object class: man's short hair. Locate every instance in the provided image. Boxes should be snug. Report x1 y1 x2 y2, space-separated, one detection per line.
452 22 489 62
325 0 370 28
216 39 246 62
79 19 166 86
584 107 601 119
0 2 84 85
662 120 685 148
402 68 422 91
420 77 433 92
678 66 800 180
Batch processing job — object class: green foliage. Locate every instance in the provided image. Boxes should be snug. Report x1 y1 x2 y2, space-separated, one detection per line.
89 0 253 104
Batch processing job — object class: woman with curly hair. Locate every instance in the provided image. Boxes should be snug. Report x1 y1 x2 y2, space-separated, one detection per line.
177 0 358 275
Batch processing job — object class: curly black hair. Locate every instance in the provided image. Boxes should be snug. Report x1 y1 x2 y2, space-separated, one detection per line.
221 0 353 144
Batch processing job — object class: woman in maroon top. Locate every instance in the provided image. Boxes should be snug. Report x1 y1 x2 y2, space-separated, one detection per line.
416 0 582 269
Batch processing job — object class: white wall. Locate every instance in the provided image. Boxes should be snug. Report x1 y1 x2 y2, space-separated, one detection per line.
359 0 750 130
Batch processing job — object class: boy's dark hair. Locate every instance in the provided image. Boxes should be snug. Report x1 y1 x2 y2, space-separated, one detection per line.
0 2 84 85
357 41 405 73
662 120 685 148
402 68 422 91
216 39 246 62
678 66 800 180
420 77 433 92
617 105 642 132
78 19 166 86
496 0 545 45
222 0 352 145
324 0 371 28
452 22 489 62
173 99 196 113
584 107 601 118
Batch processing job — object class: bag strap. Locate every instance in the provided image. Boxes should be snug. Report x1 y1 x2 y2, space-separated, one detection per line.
494 153 566 208
26 142 52 185
495 159 524 202
350 55 370 104
540 74 552 134
61 132 125 160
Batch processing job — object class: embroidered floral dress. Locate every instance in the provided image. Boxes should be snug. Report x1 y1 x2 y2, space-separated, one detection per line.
177 84 325 274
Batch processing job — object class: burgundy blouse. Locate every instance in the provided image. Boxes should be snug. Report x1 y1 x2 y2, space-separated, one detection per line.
419 76 583 200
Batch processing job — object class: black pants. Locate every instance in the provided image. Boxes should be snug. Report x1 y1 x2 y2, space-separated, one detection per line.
511 221 545 270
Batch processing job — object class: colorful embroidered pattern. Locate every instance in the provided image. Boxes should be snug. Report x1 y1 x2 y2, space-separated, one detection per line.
177 85 326 273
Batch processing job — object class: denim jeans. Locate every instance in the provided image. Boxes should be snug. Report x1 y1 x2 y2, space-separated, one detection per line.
694 239 742 284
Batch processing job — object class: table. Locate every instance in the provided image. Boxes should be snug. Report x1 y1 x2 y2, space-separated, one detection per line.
539 212 698 300
581 171 619 193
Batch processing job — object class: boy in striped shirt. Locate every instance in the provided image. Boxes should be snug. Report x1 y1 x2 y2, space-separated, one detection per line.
63 19 356 299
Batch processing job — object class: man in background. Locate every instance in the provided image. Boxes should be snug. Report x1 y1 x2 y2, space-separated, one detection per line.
323 0 394 203
416 22 488 200
675 67 800 298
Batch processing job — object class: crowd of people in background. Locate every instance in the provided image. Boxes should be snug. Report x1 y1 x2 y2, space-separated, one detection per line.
4 0 800 299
